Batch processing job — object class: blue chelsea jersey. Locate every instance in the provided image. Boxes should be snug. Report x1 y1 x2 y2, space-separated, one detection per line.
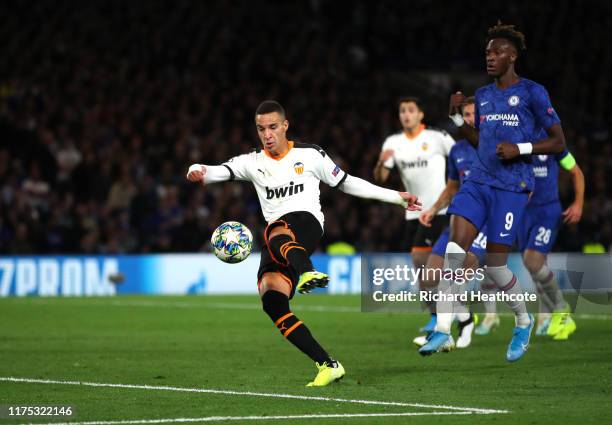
530 148 570 206
448 139 478 185
471 78 561 193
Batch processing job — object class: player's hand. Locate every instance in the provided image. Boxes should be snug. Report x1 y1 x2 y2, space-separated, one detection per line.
563 202 583 224
496 142 520 160
379 149 394 163
400 192 422 211
418 208 436 227
186 164 206 183
449 91 465 115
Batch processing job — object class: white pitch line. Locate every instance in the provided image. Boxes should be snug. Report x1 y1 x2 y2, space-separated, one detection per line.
27 298 361 313
23 298 612 319
8 411 474 425
0 377 508 414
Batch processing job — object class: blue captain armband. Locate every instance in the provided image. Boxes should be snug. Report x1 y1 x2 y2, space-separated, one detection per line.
559 152 577 170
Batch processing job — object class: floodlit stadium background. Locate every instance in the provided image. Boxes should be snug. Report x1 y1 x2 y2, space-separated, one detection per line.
0 0 610 296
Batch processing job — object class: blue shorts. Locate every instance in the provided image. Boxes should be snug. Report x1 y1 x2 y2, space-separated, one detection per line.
517 201 562 254
432 226 487 264
447 180 529 247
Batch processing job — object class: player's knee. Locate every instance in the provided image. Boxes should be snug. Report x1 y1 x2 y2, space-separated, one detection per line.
420 272 438 289
530 264 552 282
260 287 290 319
411 250 429 269
446 241 466 255
268 222 294 240
464 252 480 270
444 241 467 267
486 265 514 288
523 250 545 275
421 254 444 288
259 273 292 298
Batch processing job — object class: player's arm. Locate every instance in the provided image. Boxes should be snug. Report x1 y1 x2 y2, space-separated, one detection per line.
558 152 584 224
186 164 231 185
186 155 251 185
314 150 420 210
373 139 395 184
496 124 566 159
338 174 421 211
373 153 392 183
449 91 479 147
418 179 459 227
497 86 567 159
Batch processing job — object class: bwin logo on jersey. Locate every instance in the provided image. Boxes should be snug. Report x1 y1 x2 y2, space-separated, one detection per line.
266 182 304 199
400 158 428 169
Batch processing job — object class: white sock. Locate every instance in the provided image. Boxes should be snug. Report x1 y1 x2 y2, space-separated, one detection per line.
532 265 567 311
479 277 498 314
434 242 466 334
536 284 553 314
453 303 471 322
487 265 530 328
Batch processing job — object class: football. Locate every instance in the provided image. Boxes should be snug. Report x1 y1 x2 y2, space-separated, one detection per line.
211 221 253 263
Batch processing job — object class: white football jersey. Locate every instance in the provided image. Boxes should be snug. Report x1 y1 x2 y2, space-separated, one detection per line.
381 125 455 220
223 141 347 229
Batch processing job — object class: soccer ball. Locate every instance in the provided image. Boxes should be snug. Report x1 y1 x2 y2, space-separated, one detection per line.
211 221 253 263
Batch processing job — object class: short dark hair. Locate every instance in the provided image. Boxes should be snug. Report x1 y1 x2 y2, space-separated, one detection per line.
398 96 422 111
460 96 475 113
487 22 526 53
255 100 285 119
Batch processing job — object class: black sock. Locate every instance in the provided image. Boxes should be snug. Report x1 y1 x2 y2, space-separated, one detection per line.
268 234 313 275
262 290 331 364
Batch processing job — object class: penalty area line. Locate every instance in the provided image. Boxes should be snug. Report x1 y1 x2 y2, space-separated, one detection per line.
0 376 508 415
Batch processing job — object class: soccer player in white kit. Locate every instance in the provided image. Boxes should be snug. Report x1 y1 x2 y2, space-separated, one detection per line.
374 97 455 330
187 100 421 387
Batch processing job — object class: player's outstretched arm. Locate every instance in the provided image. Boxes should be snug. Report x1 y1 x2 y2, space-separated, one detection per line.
419 179 459 227
337 174 421 211
186 164 232 185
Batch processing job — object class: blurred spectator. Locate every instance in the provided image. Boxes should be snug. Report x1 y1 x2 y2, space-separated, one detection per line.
0 0 610 253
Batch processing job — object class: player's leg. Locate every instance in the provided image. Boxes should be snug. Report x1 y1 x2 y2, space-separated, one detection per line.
260 213 345 386
455 252 479 348
260 272 328 362
413 250 443 348
419 250 443 332
517 208 551 335
521 205 575 340
523 250 557 332
419 214 479 355
419 181 484 355
416 224 450 334
259 273 344 386
264 218 327 294
472 229 500 335
485 188 533 362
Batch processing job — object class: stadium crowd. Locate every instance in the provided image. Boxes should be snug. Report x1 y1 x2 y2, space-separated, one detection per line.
1 0 610 254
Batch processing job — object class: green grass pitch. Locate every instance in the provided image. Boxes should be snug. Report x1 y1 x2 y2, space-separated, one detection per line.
1 295 610 424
